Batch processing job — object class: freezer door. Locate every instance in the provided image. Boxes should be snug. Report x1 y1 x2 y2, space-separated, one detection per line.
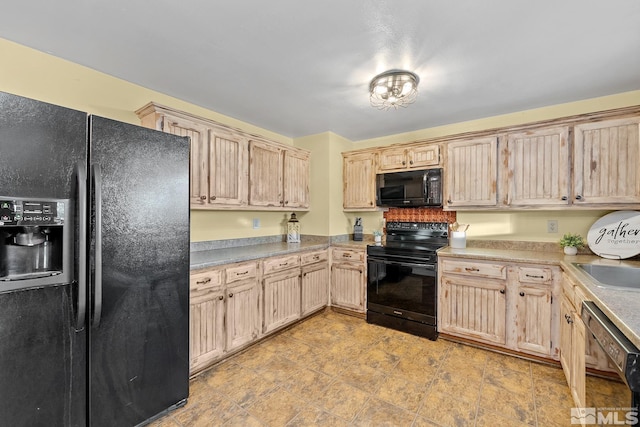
0 92 87 427
88 116 190 426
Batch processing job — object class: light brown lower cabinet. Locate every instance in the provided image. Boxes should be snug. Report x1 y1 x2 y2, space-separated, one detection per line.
559 272 616 408
438 257 560 359
189 249 329 375
263 258 302 334
330 247 366 313
301 250 330 316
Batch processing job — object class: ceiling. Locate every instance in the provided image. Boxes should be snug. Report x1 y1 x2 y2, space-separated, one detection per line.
1 1 639 141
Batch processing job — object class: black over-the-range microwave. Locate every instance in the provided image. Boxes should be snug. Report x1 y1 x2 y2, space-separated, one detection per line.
376 168 443 208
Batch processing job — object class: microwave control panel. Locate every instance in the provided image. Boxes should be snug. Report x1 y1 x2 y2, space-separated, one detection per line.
0 198 66 226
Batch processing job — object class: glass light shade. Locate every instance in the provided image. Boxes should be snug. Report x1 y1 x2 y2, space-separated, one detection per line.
369 69 419 110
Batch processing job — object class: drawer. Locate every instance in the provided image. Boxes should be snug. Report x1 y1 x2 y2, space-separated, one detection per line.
301 249 328 266
440 259 506 280
263 254 300 275
226 261 258 283
517 266 553 284
332 248 365 262
190 269 223 291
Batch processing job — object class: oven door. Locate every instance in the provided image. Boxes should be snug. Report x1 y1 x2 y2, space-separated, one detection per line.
366 255 437 325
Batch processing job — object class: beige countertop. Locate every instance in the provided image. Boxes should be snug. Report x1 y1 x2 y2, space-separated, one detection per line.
438 246 640 349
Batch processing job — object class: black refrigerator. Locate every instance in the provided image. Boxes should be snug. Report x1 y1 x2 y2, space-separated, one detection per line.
0 91 190 426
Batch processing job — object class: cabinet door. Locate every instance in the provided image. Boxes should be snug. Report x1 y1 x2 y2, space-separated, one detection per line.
301 263 329 316
408 144 440 168
263 269 301 334
225 279 261 352
283 149 310 209
559 296 574 386
445 137 498 208
331 263 365 312
377 146 408 171
439 275 506 345
571 315 587 409
190 287 225 373
249 140 283 207
515 284 552 356
209 132 248 205
162 117 209 206
506 127 570 206
573 117 640 204
343 152 376 210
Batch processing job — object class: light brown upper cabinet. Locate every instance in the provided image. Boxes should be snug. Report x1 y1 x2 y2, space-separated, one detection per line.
209 132 248 206
137 102 309 211
503 127 570 206
343 151 377 210
444 137 498 208
248 140 309 209
377 144 440 172
573 117 640 205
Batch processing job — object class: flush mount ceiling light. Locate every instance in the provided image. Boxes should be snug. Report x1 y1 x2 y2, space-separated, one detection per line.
369 69 420 110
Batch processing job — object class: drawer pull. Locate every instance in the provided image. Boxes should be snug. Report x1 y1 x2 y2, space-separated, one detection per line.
237 271 249 275
279 263 289 267
465 267 480 272
343 254 352 258
196 278 211 285
313 255 320 260
525 274 544 279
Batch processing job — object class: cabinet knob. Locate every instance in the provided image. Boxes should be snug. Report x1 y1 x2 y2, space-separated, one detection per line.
447 199 452 204
211 195 216 200
499 289 505 294
565 314 573 324
218 295 224 300
519 291 525 297
575 195 583 200
561 196 568 201
228 292 234 298
284 200 288 205
200 195 207 200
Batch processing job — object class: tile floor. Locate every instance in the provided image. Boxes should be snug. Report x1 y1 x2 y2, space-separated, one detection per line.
151 310 629 427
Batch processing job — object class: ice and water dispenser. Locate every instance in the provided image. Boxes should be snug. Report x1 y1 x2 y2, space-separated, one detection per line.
0 197 72 292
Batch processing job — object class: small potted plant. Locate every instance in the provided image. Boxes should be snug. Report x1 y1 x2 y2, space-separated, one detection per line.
373 230 383 244
559 233 585 255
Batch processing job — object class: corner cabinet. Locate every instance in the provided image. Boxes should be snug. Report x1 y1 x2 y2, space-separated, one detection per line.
444 137 498 209
573 117 640 205
342 151 377 211
136 102 309 211
248 141 309 209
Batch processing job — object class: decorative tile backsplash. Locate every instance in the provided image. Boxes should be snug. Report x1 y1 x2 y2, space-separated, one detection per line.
383 207 457 224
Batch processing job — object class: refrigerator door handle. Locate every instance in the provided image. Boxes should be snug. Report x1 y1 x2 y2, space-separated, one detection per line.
91 163 103 328
75 162 87 331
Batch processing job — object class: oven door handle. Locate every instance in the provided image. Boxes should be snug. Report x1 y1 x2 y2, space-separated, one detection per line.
368 257 436 270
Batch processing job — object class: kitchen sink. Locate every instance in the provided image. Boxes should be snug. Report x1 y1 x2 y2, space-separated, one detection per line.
574 263 640 291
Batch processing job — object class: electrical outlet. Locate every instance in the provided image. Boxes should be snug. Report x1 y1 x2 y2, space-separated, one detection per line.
252 218 260 229
547 220 558 233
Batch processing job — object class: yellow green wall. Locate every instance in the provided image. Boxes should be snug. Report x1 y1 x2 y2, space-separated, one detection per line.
2 37 639 243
